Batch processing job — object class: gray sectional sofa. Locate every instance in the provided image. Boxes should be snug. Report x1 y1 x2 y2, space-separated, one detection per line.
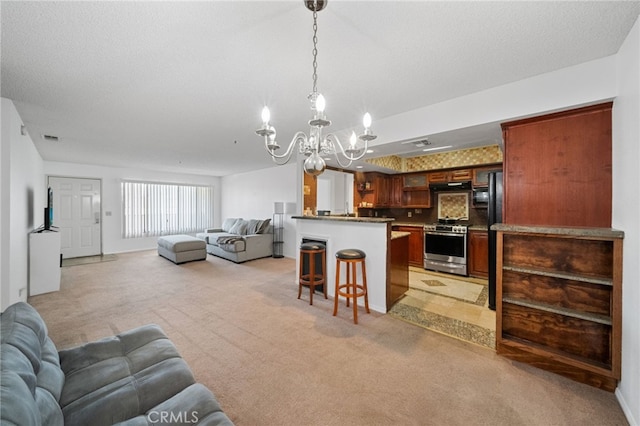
196 218 273 263
0 302 233 425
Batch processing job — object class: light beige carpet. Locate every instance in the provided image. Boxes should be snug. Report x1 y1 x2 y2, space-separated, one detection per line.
28 250 628 426
61 254 118 267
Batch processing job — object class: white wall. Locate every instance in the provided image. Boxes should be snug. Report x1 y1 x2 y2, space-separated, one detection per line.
368 55 617 148
613 15 640 426
43 161 221 254
221 163 298 258
1 98 45 311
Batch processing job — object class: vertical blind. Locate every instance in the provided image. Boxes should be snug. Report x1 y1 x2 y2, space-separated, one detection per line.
122 181 214 238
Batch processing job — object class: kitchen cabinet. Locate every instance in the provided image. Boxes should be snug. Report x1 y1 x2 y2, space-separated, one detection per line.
428 169 471 183
392 225 424 267
402 173 431 208
402 190 431 208
472 165 502 187
502 102 612 227
356 172 389 208
468 229 488 278
495 224 623 391
388 233 410 310
389 175 403 207
403 173 428 189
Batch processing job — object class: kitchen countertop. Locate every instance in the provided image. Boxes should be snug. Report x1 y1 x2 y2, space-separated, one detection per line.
391 222 424 227
391 231 410 239
292 215 395 224
491 223 624 238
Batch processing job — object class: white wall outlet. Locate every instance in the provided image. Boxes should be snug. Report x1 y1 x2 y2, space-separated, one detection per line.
408 211 412 218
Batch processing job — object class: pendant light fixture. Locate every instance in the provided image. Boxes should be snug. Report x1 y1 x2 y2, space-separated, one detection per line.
256 0 376 176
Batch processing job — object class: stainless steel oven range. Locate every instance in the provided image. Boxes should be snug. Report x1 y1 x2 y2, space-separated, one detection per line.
423 223 468 276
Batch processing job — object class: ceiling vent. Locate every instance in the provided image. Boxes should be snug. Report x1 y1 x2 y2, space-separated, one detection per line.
42 134 59 142
401 138 431 148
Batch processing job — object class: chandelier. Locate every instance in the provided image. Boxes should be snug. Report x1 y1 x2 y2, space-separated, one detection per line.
256 0 376 176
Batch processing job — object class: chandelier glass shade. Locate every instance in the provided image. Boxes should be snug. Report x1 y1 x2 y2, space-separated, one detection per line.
256 0 376 176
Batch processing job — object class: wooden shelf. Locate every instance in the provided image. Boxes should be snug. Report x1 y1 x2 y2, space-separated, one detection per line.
496 226 622 391
502 297 612 325
502 265 613 286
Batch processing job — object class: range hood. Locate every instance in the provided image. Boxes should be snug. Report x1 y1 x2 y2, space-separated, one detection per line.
429 181 472 191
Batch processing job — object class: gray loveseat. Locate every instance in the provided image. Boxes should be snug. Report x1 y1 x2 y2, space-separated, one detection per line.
0 302 233 425
196 218 273 263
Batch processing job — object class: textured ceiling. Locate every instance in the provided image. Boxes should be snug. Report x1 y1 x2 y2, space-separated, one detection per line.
2 1 639 176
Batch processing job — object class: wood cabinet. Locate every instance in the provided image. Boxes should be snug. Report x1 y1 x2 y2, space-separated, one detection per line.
495 225 623 391
389 175 403 207
468 230 488 278
428 169 471 183
502 102 612 227
393 225 424 267
450 169 472 182
402 190 431 208
472 165 502 187
402 173 431 208
388 234 410 310
403 173 428 189
356 172 389 208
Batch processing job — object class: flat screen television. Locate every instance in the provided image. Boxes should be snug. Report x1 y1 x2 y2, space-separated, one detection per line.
44 186 53 230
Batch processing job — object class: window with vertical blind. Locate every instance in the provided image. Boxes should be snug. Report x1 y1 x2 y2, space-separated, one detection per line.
121 181 214 238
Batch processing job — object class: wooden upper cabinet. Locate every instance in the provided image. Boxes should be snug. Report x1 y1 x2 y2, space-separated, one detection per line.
357 172 389 208
502 102 612 228
472 165 503 187
428 169 471 183
428 171 449 183
403 173 428 189
450 169 472 182
389 175 403 207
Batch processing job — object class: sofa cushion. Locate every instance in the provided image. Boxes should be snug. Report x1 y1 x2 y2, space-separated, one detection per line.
221 218 241 232
0 302 65 426
228 219 248 235
114 383 234 426
257 218 271 234
59 324 198 425
245 219 262 235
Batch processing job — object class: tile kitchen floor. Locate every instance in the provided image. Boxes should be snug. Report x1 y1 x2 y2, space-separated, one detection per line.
394 267 496 347
408 267 496 330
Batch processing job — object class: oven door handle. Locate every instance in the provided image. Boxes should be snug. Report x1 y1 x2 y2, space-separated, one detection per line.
424 231 465 237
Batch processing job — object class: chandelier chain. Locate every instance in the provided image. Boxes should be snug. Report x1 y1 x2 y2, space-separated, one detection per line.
311 10 319 95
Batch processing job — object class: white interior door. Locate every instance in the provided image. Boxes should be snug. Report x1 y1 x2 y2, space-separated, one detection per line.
48 177 101 258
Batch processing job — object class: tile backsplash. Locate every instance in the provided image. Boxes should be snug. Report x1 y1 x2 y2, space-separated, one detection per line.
438 193 469 219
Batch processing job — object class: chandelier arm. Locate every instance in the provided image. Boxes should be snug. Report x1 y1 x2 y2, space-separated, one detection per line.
331 152 354 169
325 133 368 161
263 132 308 161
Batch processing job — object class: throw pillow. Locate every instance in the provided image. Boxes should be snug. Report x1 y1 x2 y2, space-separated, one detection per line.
257 218 271 234
246 219 261 235
221 218 241 232
229 219 248 235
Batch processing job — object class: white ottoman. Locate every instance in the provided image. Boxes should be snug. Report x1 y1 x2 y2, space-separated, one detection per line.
157 235 207 264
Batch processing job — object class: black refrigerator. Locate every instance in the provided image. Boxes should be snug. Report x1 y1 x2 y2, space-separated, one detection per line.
487 171 503 311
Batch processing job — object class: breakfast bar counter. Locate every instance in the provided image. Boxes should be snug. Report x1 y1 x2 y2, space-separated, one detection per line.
293 215 407 313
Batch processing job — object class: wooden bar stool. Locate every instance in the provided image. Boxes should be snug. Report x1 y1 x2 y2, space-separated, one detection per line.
333 248 369 324
298 242 327 305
